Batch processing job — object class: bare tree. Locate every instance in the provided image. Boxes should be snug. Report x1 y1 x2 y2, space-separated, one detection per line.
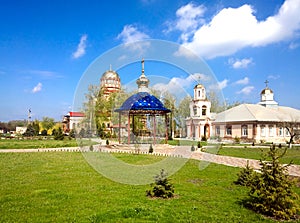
281 121 300 148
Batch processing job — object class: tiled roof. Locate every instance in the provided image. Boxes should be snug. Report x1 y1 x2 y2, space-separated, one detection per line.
69 112 85 117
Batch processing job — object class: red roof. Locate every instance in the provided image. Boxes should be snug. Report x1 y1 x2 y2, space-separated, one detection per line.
69 112 85 117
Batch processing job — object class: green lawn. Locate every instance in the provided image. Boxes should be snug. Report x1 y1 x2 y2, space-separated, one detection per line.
205 146 300 165
0 152 299 222
0 138 96 149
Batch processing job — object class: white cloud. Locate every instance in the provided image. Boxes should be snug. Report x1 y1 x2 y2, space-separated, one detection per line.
209 79 229 90
234 77 249 85
217 79 228 89
176 0 300 59
72 34 87 59
289 42 300 49
117 25 150 56
237 86 254 95
267 74 280 80
32 82 42 93
229 58 253 69
117 25 149 44
166 3 205 42
151 73 210 100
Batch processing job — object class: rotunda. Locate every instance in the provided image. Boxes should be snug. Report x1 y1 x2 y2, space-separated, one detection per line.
100 65 121 96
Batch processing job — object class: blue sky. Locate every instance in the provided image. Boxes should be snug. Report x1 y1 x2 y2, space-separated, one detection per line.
1 0 300 121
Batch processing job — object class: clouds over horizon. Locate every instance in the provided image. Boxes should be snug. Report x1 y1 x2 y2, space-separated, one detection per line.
174 0 300 59
72 34 88 59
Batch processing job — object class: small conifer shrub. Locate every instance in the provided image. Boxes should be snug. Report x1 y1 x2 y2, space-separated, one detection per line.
149 144 153 153
235 160 256 186
146 169 174 199
191 145 195 152
240 145 299 220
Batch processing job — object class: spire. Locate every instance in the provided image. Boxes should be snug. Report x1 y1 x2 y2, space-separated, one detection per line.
136 59 150 92
141 58 145 75
109 64 112 71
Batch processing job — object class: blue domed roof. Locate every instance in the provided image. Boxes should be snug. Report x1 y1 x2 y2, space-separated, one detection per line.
115 92 171 114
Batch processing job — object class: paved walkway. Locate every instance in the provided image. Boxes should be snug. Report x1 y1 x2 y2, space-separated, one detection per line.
0 145 299 177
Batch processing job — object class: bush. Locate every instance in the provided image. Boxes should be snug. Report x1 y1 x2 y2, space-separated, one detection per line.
146 169 174 199
191 145 195 152
197 141 201 148
69 129 76 138
89 145 94 152
235 160 256 186
201 135 207 141
41 129 47 136
54 127 64 140
242 145 299 220
234 136 240 144
149 144 153 153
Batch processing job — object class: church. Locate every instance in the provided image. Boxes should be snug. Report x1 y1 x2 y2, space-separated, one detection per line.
62 66 121 134
187 81 300 143
185 83 214 140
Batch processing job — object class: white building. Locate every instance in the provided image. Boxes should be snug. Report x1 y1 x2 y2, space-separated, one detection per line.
186 84 214 140
212 83 300 143
62 112 85 133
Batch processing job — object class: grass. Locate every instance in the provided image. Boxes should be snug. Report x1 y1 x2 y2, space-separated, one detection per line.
0 152 299 222
205 146 300 165
0 138 96 149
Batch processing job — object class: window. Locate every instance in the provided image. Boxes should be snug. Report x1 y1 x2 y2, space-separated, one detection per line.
261 125 265 136
269 125 274 137
279 127 284 136
202 105 207 116
198 90 201 97
241 125 248 136
226 126 232 136
193 106 197 116
216 126 220 135
285 129 290 136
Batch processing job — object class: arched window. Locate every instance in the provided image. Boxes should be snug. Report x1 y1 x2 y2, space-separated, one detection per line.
226 126 232 136
202 105 207 116
193 106 197 116
241 125 248 137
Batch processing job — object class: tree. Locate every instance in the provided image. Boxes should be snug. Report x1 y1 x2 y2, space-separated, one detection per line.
23 124 35 136
54 127 64 140
41 117 55 132
23 120 39 136
207 91 226 113
41 129 47 136
240 145 299 220
175 96 191 137
146 169 174 198
279 120 300 148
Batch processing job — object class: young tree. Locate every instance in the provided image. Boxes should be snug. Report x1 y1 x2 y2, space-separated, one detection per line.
41 117 55 132
146 169 174 198
241 145 299 220
175 96 191 138
54 127 64 140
